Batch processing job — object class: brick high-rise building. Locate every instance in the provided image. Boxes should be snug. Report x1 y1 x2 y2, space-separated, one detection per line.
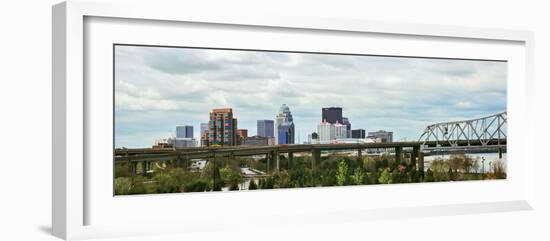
205 108 238 146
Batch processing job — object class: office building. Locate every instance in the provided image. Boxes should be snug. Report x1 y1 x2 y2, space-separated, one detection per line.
206 108 238 146
368 130 393 143
342 117 351 137
351 129 366 139
322 107 343 124
317 120 335 142
257 120 275 137
237 129 248 145
334 122 347 139
176 125 193 138
275 104 295 145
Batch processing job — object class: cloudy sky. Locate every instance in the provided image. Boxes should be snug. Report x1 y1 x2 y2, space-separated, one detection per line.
114 45 507 148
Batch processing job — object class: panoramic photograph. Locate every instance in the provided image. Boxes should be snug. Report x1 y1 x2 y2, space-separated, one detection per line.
113 45 507 195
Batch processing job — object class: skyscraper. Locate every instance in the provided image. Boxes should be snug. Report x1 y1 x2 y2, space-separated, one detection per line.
322 107 343 124
176 125 193 138
274 104 295 145
257 120 275 137
206 108 238 146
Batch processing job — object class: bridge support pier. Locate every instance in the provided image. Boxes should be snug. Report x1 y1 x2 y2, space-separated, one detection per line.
312 149 320 170
395 147 403 164
498 147 503 159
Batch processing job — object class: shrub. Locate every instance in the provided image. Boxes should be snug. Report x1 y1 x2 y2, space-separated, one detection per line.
184 180 208 192
114 177 132 195
229 182 240 191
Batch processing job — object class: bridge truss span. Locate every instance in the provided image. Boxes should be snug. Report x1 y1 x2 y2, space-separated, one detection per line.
418 112 507 147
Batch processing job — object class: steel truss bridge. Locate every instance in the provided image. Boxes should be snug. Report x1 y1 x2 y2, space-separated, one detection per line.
418 112 506 154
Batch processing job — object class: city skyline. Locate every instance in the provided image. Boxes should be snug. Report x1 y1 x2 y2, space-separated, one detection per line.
115 45 506 148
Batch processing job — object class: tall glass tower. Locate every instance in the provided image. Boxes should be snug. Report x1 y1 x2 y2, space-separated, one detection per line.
274 104 295 145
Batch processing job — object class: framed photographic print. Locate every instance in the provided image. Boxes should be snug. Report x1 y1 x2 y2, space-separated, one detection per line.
53 0 535 240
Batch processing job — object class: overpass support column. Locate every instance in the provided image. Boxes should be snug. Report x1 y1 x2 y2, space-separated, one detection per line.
129 161 137 175
418 152 425 180
395 147 403 164
141 161 148 176
357 149 363 168
288 152 293 170
274 151 280 172
411 146 419 170
266 152 270 174
176 154 182 168
312 149 320 170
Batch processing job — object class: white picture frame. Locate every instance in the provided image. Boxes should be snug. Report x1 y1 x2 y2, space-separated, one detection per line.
52 0 535 240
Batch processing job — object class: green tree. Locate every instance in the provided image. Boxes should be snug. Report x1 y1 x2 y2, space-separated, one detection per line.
275 171 294 188
378 168 392 184
336 160 348 186
431 159 450 182
350 168 364 185
488 160 506 179
263 177 274 189
258 178 264 189
248 179 258 190
201 161 224 191
220 167 242 190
